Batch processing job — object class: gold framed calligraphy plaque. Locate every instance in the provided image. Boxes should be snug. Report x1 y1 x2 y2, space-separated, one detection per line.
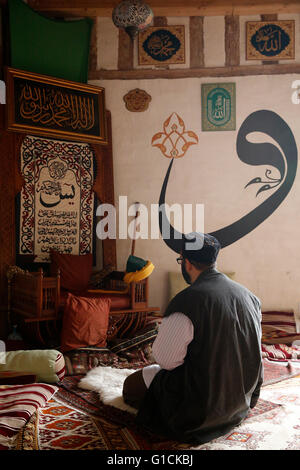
246 21 295 61
138 26 185 66
5 67 108 144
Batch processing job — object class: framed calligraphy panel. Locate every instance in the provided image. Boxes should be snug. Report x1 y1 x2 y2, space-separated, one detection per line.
246 21 295 61
138 26 185 66
201 83 236 132
5 67 108 144
16 135 96 263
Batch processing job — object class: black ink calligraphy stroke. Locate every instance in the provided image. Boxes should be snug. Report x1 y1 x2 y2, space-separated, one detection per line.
159 110 298 252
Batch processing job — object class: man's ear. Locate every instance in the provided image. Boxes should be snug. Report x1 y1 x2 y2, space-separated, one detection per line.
185 258 193 271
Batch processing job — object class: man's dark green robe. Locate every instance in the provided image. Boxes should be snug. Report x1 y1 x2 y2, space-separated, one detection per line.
137 268 263 445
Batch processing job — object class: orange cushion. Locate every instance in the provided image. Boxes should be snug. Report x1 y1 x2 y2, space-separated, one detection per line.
60 293 111 353
59 289 131 311
50 251 93 291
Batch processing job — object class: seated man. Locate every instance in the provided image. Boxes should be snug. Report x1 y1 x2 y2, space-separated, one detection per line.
123 233 263 445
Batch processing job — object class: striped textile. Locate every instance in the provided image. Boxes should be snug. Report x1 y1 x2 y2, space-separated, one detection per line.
261 343 300 361
261 311 297 334
55 353 66 381
261 311 300 345
0 383 57 450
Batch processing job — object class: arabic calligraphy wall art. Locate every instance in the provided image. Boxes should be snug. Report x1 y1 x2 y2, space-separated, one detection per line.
138 26 185 66
17 135 96 263
201 83 236 132
159 110 297 254
246 21 295 61
5 67 107 145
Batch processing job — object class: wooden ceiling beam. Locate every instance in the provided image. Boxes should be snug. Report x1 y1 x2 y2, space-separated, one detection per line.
26 0 300 18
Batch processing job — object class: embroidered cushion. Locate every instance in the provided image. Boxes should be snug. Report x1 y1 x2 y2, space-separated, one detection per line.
60 293 111 352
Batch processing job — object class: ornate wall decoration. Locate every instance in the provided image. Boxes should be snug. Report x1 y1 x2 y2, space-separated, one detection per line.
138 26 185 65
201 83 236 131
123 88 152 112
151 113 198 159
246 21 295 60
6 67 107 145
17 135 96 263
158 109 297 253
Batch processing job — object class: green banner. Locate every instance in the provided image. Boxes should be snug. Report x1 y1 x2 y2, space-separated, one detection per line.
9 0 92 83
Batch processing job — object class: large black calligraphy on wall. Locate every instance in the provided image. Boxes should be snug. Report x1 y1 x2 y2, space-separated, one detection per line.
159 110 298 253
17 135 96 262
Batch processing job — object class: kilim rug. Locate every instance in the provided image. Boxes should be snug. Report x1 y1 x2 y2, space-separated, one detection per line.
263 358 300 385
15 376 300 451
13 375 282 451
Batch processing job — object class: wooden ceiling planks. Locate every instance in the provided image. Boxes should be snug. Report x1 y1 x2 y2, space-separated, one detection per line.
25 0 300 18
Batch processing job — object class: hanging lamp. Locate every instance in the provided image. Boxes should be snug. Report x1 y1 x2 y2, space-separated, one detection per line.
112 0 154 40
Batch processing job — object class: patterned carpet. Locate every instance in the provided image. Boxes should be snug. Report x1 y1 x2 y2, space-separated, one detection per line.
15 380 300 450
12 358 300 451
15 391 284 451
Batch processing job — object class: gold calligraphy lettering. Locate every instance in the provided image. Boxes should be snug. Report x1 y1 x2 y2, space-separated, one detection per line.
19 83 96 131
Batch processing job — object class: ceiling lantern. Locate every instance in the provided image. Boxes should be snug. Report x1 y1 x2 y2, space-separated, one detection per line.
112 0 154 40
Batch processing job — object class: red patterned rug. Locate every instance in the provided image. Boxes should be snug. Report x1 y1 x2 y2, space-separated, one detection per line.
15 384 281 451
14 359 300 451
262 358 300 385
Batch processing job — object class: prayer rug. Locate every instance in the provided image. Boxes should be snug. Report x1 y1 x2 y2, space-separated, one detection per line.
13 374 277 451
191 375 300 450
14 390 283 451
13 366 300 451
263 358 300 385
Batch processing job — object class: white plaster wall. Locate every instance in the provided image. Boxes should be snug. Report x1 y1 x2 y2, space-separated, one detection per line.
203 16 225 67
97 17 119 70
89 74 300 328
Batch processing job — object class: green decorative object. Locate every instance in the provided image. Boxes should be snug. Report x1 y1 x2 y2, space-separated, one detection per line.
9 0 92 83
126 255 147 272
201 82 236 131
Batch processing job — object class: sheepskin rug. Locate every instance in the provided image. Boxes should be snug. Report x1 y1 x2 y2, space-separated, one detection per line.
78 366 138 414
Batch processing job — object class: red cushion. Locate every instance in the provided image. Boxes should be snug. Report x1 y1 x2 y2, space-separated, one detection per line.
60 293 111 352
59 289 131 311
50 251 93 291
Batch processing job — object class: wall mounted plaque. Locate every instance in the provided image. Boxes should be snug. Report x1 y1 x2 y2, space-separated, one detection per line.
201 83 236 132
246 20 295 61
138 25 185 66
5 67 108 144
17 134 96 262
123 88 152 112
